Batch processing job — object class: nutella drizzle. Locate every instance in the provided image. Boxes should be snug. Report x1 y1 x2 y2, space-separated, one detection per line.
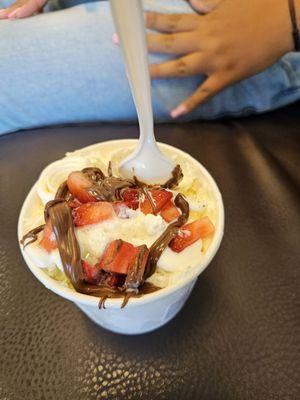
107 161 113 177
162 164 183 189
145 194 189 279
125 245 148 291
55 181 70 200
21 163 185 307
143 187 157 214
20 224 45 249
88 176 134 202
48 201 84 287
133 176 156 214
82 167 105 182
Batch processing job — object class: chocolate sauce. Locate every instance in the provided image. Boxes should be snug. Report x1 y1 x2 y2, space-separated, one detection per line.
88 177 134 202
21 164 186 307
44 199 69 222
43 200 160 307
142 187 157 214
162 164 183 189
20 224 45 249
145 193 189 279
48 201 84 287
98 282 160 309
82 167 105 182
133 164 183 190
125 245 148 291
55 181 70 200
107 161 113 177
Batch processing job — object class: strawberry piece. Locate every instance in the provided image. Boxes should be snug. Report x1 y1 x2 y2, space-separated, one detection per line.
82 260 102 284
67 171 95 203
119 188 140 211
125 200 139 210
125 245 149 289
39 220 57 252
73 202 114 227
105 273 126 288
99 239 136 275
140 189 173 215
122 188 140 202
67 198 82 209
99 239 122 268
169 217 215 253
160 200 180 222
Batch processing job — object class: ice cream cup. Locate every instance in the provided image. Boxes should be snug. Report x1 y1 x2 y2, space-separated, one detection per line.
18 140 224 335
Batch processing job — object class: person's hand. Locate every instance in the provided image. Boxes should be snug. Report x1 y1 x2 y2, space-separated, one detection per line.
0 0 47 19
146 0 294 117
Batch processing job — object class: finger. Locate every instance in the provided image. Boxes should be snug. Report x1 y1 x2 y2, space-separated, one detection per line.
9 0 46 18
148 32 199 54
0 9 9 19
150 53 207 78
8 6 22 18
145 12 199 33
189 0 222 14
0 6 18 19
170 74 229 117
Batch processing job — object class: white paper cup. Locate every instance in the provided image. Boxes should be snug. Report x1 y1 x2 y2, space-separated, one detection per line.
18 140 224 335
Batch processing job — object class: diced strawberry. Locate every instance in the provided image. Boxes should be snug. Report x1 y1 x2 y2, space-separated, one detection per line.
99 239 136 275
105 273 126 288
73 202 114 227
126 200 139 210
122 188 140 202
67 198 82 209
82 260 102 284
140 189 173 215
160 200 181 222
111 241 136 274
67 171 95 203
119 189 140 211
39 220 57 252
99 239 122 268
129 245 149 272
125 245 149 289
170 217 215 253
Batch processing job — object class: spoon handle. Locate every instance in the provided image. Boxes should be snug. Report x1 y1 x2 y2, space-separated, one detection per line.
110 0 156 148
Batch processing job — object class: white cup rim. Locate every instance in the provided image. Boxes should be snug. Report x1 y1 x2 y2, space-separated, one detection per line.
18 139 224 309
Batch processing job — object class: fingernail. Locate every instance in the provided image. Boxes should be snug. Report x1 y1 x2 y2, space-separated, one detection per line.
8 8 20 19
112 32 119 45
170 104 188 118
201 6 211 14
190 0 210 13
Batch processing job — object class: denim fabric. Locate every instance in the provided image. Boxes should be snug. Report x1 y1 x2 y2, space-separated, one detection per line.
0 0 300 134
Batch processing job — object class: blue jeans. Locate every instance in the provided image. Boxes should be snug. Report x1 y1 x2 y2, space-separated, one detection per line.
1 0 300 135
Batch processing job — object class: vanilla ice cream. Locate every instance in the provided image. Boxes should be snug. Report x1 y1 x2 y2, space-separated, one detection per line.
22 140 219 292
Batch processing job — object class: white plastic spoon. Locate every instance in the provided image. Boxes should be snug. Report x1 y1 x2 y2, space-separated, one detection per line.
110 0 175 184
